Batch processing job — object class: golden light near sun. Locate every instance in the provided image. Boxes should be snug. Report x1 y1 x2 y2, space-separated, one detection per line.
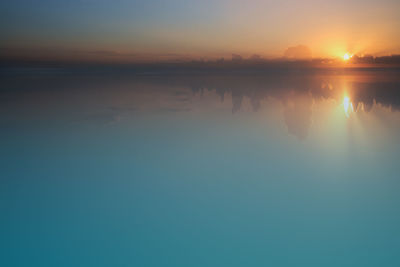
343 53 353 61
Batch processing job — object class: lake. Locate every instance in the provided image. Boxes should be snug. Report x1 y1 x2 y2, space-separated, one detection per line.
1 68 400 266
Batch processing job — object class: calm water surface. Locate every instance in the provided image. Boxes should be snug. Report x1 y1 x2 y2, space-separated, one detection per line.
1 69 400 266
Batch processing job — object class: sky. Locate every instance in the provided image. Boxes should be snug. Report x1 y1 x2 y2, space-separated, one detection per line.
1 0 400 61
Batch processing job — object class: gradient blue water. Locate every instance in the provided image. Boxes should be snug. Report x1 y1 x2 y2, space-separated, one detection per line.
1 70 400 266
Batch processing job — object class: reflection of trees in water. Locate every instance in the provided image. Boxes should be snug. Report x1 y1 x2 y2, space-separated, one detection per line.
187 74 325 139
4 71 399 140
184 72 400 139
351 82 400 112
283 91 313 140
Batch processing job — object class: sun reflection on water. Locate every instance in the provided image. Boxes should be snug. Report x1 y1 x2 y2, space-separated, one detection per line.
343 96 354 117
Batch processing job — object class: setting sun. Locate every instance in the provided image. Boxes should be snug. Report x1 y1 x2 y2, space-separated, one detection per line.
343 53 353 61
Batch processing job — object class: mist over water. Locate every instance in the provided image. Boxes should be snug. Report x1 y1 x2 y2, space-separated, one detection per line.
1 68 400 266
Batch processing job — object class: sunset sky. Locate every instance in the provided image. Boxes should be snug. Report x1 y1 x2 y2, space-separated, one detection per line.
1 0 400 61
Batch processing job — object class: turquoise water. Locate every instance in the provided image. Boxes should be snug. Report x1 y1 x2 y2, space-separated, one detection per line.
1 69 400 266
